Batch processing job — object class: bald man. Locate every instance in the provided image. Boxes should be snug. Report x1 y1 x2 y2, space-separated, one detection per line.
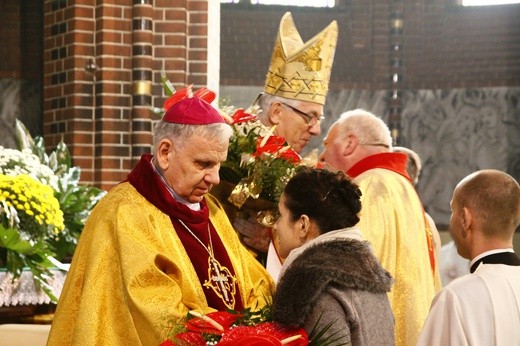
418 169 520 345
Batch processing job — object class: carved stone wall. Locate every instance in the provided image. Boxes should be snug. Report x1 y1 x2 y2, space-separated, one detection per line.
0 79 41 149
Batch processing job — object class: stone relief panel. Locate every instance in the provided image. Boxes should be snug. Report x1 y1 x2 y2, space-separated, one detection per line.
400 87 520 227
0 78 42 149
0 79 22 149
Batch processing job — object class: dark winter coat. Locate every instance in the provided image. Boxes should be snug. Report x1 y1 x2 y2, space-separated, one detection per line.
272 229 395 345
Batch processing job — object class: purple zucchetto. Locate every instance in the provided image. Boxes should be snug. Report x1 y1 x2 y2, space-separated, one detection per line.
163 97 224 125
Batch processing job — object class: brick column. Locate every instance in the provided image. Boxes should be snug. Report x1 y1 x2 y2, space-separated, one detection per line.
43 0 97 182
131 0 154 165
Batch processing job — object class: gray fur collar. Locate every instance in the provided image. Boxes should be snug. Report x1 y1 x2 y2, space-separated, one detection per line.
272 238 393 327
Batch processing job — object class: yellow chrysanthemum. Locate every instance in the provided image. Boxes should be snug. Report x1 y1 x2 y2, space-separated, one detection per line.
0 173 64 239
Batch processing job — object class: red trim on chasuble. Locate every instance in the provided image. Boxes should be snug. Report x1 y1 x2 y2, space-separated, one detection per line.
346 152 436 275
127 154 243 311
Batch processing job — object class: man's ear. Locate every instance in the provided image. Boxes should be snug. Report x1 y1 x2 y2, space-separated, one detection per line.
462 207 472 238
268 102 283 125
343 134 358 156
155 139 173 170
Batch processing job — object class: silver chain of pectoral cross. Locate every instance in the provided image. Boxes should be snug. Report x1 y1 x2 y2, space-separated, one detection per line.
177 218 215 258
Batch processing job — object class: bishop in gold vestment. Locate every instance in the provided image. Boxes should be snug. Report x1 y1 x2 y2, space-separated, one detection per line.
347 152 442 345
48 97 274 345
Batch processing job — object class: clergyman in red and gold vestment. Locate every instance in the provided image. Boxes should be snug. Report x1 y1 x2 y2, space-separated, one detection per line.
48 97 274 345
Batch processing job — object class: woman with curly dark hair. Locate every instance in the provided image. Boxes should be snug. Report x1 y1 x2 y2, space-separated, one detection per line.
271 167 395 345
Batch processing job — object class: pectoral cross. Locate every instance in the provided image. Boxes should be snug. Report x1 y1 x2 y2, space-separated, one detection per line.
204 252 237 310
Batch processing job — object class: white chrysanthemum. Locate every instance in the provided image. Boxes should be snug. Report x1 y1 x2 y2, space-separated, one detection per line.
0 146 59 190
234 119 272 138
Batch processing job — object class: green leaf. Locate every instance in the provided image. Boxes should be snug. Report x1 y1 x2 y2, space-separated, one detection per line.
32 136 49 164
308 313 350 346
0 225 61 302
0 227 34 254
48 152 59 172
14 118 35 150
161 72 175 96
55 141 72 168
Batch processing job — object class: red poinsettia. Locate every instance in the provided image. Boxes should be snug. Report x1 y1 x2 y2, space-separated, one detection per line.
163 84 216 111
231 108 258 124
254 135 302 164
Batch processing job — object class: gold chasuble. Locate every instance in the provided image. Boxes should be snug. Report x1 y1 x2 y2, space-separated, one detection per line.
48 155 274 345
347 152 442 346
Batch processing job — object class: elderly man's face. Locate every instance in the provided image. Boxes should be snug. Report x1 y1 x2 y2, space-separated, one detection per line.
163 133 228 204
275 101 323 153
319 124 346 171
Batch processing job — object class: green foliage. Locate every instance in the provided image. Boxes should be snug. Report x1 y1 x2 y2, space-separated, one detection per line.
308 313 350 346
0 225 58 302
51 167 105 259
0 119 106 301
219 124 260 184
161 72 175 96
233 295 273 327
13 119 106 261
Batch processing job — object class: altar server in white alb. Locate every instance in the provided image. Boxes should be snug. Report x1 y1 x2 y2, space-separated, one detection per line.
418 169 520 345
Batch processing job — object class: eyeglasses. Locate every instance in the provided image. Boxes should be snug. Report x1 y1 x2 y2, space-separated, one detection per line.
279 102 325 127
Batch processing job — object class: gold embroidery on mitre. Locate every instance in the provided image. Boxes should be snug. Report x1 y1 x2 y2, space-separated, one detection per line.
264 12 338 105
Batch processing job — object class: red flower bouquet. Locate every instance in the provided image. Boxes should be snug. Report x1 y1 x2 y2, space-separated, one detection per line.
161 311 307 346
219 107 310 216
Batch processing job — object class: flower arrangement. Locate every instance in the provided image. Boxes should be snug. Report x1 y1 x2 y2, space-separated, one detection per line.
0 174 64 240
160 307 345 346
218 105 303 215
161 309 308 346
215 100 326 232
0 147 58 189
0 119 106 301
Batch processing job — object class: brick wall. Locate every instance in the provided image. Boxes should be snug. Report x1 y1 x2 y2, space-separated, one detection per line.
42 0 212 190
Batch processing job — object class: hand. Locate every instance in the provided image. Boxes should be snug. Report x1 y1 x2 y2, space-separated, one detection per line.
234 215 271 253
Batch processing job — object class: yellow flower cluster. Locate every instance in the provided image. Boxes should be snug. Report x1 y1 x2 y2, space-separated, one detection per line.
0 173 64 238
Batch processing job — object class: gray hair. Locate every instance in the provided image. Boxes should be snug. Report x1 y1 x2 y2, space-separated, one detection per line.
334 109 393 149
152 120 233 152
393 146 422 184
256 93 303 122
